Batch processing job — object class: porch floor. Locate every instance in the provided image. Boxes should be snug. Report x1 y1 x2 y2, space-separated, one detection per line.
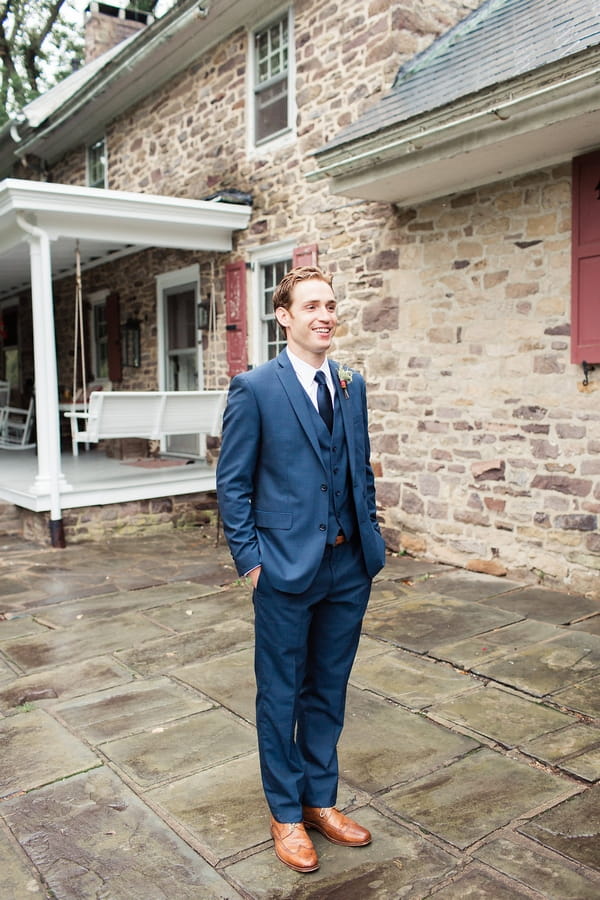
0 448 217 512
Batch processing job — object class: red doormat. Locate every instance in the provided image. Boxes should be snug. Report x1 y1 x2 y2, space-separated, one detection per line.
122 458 191 469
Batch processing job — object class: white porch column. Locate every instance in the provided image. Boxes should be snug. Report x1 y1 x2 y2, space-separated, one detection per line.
17 215 71 538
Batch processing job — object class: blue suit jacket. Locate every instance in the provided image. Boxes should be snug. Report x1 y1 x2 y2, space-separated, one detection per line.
216 350 386 593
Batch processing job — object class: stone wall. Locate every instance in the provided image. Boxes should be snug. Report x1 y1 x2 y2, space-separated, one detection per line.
29 0 598 591
17 492 218 544
361 166 599 594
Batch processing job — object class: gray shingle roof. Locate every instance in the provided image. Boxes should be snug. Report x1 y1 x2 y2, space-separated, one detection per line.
324 0 600 151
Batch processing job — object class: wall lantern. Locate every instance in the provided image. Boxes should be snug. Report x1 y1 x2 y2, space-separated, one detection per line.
198 300 211 331
121 317 141 367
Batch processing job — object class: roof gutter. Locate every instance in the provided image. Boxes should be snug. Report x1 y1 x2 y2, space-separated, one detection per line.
307 57 600 183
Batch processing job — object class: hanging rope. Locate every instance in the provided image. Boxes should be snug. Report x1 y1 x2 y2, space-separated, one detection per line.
72 242 88 408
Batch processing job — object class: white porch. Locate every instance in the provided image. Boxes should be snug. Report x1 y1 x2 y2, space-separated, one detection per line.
0 178 250 542
0 447 217 512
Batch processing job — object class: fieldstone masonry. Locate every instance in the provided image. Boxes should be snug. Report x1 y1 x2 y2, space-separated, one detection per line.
13 0 598 592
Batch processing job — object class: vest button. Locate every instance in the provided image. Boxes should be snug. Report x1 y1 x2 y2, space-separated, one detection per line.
321 483 328 491
319 523 326 531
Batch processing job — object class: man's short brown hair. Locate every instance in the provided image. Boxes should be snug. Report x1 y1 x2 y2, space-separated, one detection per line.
272 266 334 313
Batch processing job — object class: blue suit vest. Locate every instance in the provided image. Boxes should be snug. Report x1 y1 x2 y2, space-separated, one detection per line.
307 395 356 543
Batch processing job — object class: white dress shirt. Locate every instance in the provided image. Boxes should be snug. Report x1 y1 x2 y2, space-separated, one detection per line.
286 347 335 410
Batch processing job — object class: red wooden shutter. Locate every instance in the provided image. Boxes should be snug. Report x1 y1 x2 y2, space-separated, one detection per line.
293 243 318 267
106 292 122 382
225 261 248 376
572 150 600 364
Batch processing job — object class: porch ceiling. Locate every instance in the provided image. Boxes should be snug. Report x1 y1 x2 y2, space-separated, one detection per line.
0 178 252 300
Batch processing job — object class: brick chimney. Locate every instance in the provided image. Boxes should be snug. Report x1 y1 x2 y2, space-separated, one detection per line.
84 2 153 64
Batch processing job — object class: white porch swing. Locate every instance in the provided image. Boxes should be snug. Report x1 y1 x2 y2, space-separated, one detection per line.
64 249 228 457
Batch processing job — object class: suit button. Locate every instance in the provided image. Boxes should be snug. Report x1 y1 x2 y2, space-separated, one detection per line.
321 484 328 491
319 524 326 531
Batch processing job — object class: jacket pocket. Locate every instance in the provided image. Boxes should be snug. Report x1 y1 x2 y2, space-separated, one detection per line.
254 508 293 530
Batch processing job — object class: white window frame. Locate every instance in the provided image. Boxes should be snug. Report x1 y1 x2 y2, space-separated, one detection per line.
247 7 296 154
155 264 202 391
249 240 295 366
88 289 110 383
87 136 107 189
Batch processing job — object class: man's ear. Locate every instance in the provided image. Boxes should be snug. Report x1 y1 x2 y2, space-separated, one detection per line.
275 308 288 329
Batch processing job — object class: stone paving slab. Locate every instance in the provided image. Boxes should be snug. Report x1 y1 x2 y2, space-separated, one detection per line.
34 581 221 627
475 835 600 898
225 805 459 900
552 674 600 718
115 618 254 675
0 613 49 640
174 647 257 723
363 594 522 653
431 619 561 669
571 614 600 635
0 766 243 899
421 570 524 603
100 707 256 788
0 655 133 712
375 554 450 582
0 708 101 797
0 821 50 899
522 724 600 782
0 655 16 687
474 630 600 696
349 647 479 709
479 585 600 625
144 584 253 632
430 684 573 748
520 784 600 872
428 866 534 898
338 686 478 793
382 747 575 849
353 634 392 661
147 752 267 864
54 676 213 743
1 611 168 673
365 578 411 608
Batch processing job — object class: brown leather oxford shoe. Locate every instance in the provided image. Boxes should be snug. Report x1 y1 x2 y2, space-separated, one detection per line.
270 817 319 873
302 806 372 846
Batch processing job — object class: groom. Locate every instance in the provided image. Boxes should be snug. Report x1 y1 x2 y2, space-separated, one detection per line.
216 265 385 873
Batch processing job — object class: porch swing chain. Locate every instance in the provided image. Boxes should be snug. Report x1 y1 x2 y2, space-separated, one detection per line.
208 260 217 390
72 242 87 409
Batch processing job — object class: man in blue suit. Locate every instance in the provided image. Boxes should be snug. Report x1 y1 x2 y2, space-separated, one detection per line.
216 265 386 873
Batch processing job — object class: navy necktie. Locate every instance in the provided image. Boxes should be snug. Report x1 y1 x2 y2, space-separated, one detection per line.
314 370 333 432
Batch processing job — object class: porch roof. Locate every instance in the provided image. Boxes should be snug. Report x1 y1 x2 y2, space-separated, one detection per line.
308 0 600 205
0 178 252 301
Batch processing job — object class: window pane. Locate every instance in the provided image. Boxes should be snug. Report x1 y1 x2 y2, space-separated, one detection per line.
261 259 291 361
254 14 289 142
255 80 288 143
88 138 106 189
93 304 109 379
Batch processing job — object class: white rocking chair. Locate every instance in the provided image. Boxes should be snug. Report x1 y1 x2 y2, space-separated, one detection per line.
0 397 36 449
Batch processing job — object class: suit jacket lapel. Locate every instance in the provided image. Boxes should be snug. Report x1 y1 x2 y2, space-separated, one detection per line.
329 359 357 478
276 351 324 464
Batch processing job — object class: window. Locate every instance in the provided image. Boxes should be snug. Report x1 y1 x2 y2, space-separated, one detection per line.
248 242 318 365
87 137 106 189
261 258 292 360
89 292 109 380
252 11 292 146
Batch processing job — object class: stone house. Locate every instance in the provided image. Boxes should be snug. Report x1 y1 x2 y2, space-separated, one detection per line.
0 0 598 594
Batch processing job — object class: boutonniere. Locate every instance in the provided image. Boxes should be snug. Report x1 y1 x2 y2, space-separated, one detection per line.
337 364 353 399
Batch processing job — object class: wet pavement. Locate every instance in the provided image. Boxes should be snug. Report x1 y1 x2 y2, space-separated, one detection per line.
0 526 599 899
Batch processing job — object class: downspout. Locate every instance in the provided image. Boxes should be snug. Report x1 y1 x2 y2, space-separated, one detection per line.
16 213 66 548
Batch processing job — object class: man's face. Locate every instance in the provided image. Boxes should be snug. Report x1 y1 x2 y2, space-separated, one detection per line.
276 278 337 365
